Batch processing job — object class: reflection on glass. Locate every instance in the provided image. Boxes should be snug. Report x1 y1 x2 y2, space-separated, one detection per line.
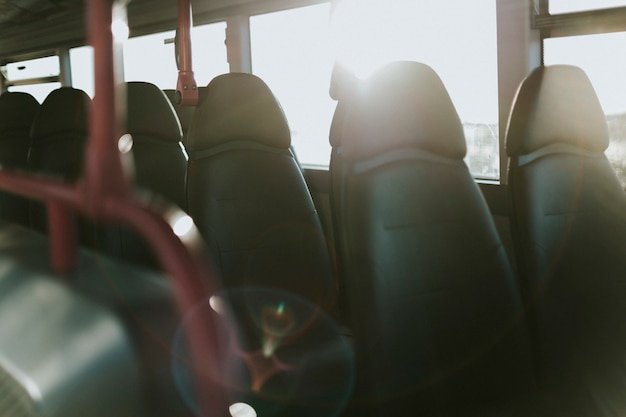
545 32 626 186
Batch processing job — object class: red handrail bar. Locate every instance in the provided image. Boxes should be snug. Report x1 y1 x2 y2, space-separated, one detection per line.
0 0 231 414
0 171 231 413
176 0 199 106
85 0 131 207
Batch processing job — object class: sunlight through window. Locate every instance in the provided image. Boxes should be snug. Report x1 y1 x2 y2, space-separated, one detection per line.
331 0 500 179
545 32 626 186
123 22 228 89
250 4 335 167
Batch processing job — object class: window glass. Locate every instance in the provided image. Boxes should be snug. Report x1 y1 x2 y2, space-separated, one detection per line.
251 4 335 167
70 46 95 97
2 56 59 82
123 22 228 89
545 32 626 186
549 0 626 14
8 82 61 103
331 0 499 178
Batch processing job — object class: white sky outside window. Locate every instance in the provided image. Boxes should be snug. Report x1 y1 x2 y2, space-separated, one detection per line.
122 22 228 89
549 0 626 14
70 46 95 97
544 32 626 185
3 55 61 103
251 1 498 177
251 4 335 167
8 82 61 103
4 56 59 81
331 0 499 178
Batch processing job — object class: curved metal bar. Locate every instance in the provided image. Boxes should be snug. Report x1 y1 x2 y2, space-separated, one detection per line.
84 0 131 209
0 0 231 414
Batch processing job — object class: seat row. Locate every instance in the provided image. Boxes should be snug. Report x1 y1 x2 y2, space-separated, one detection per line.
0 78 343 415
0 79 334 309
329 61 626 416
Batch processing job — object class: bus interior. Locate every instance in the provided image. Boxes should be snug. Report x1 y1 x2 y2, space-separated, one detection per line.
1 0 626 416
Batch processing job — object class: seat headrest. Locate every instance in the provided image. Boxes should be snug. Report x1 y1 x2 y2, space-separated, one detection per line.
186 73 291 151
126 82 182 143
342 61 466 161
31 87 90 141
506 65 609 157
0 92 39 135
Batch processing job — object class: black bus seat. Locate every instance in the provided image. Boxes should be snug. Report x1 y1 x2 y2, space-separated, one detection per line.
338 61 539 416
126 82 188 211
0 91 39 226
96 81 190 269
185 72 335 313
506 64 626 416
163 87 200 148
165 87 306 173
27 87 92 239
328 98 353 326
185 73 351 416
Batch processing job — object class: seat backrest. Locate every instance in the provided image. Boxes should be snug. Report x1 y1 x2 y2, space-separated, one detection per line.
127 82 187 210
0 92 39 226
339 61 536 414
328 99 353 324
163 88 197 148
506 64 626 414
186 73 335 309
185 73 348 413
101 81 188 269
28 87 91 236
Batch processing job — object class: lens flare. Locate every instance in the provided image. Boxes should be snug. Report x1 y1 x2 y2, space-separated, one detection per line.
111 19 129 41
229 402 257 417
172 214 194 237
117 133 133 154
172 288 354 417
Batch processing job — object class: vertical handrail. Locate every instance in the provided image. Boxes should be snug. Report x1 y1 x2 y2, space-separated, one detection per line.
176 0 198 106
85 0 131 208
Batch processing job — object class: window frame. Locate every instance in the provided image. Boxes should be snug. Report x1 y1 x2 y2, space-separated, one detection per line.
534 0 626 40
536 1 626 188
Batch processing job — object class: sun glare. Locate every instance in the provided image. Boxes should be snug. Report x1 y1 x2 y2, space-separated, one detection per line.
111 19 129 41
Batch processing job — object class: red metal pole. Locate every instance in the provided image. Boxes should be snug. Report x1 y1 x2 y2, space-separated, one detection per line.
176 0 199 106
85 0 131 211
47 200 77 274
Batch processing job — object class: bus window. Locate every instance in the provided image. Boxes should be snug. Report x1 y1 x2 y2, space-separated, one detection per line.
70 46 95 97
122 22 228 89
331 0 499 179
549 0 626 14
3 55 59 81
544 32 626 186
250 3 335 167
2 55 61 103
